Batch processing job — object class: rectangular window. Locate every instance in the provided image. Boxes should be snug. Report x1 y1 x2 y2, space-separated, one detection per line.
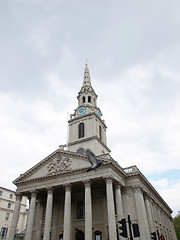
9 193 13 199
99 125 102 140
0 191 2 196
7 203 11 209
0 227 8 238
5 213 10 221
96 236 101 240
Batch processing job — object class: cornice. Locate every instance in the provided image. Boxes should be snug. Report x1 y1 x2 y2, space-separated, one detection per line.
68 135 111 152
68 111 107 128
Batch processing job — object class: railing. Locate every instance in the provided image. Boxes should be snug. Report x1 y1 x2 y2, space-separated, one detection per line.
123 166 138 174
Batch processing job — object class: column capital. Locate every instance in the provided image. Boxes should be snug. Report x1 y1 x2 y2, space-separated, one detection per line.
104 175 113 184
64 183 71 192
30 190 37 198
84 180 91 188
115 182 122 189
133 186 143 193
46 187 54 195
144 193 151 201
15 192 22 201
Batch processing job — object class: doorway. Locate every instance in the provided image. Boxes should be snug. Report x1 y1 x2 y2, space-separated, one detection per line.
75 229 84 240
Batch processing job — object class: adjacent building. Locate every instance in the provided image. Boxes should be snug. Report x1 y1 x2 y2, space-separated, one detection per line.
9 64 177 240
0 186 27 239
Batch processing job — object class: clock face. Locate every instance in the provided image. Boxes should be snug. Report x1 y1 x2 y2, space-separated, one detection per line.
78 107 86 115
96 110 101 118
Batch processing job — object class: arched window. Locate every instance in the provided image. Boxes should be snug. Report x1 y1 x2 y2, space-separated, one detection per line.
82 96 85 103
76 201 84 219
75 229 84 240
78 123 84 138
77 148 85 154
88 96 91 102
94 231 102 240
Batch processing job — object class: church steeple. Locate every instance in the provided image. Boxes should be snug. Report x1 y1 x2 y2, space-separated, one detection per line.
77 62 97 108
83 60 91 87
67 63 110 155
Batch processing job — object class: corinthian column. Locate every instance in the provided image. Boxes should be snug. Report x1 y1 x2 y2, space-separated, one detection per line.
144 195 154 233
84 181 92 240
25 191 37 240
63 184 71 240
8 193 22 240
134 187 150 240
105 177 117 240
115 183 123 220
43 188 53 240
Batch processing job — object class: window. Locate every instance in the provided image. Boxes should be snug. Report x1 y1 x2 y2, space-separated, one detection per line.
94 231 102 240
77 148 85 155
99 125 102 140
82 96 85 103
5 213 10 221
9 193 13 199
76 200 83 219
88 96 91 102
59 233 63 240
0 191 2 196
78 123 84 139
7 203 11 209
0 227 8 238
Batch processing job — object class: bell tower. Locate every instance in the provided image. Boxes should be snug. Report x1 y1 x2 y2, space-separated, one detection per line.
67 62 110 155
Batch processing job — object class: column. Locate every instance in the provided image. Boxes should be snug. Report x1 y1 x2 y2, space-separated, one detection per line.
134 187 151 240
115 183 123 220
144 195 155 233
24 191 37 240
149 199 156 231
84 181 92 240
8 193 22 240
105 177 117 240
63 184 71 240
43 188 53 240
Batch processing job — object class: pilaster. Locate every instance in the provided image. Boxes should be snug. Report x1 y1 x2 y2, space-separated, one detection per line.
133 187 150 240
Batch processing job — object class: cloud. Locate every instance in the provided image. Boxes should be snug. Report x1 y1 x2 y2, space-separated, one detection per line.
0 92 67 190
94 63 180 175
150 178 180 217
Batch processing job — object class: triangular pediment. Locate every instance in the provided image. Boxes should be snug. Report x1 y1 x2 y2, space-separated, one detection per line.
14 149 95 184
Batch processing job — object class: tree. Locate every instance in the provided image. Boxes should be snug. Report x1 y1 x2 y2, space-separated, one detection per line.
173 215 180 240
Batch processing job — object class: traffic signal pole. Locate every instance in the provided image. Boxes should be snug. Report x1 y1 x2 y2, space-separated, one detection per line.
128 215 133 240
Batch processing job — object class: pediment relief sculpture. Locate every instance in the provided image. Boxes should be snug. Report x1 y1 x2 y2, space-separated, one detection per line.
47 154 72 175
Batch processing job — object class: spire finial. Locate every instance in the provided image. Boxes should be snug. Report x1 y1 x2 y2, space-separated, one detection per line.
86 58 88 67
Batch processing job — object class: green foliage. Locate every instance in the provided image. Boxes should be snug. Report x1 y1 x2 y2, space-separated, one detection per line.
173 215 180 240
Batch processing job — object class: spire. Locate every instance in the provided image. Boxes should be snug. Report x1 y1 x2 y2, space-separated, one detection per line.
83 59 91 87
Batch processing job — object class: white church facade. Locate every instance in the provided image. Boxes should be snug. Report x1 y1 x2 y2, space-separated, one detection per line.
9 64 177 240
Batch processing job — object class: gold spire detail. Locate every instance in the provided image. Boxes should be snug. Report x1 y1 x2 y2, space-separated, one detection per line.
86 58 88 67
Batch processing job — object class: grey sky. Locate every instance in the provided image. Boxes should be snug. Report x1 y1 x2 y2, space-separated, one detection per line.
0 0 180 216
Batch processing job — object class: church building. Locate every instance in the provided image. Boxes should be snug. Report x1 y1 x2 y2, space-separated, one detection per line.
9 64 177 240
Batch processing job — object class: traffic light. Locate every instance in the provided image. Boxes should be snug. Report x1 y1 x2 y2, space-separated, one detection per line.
118 218 128 238
160 235 165 240
132 223 140 237
151 232 157 240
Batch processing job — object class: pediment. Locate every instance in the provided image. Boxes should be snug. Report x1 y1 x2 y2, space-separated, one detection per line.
14 149 93 184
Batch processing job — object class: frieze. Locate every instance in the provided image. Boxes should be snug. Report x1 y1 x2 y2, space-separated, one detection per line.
47 154 72 175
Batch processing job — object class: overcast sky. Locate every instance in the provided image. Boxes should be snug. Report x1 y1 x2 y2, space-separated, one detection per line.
0 0 180 216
